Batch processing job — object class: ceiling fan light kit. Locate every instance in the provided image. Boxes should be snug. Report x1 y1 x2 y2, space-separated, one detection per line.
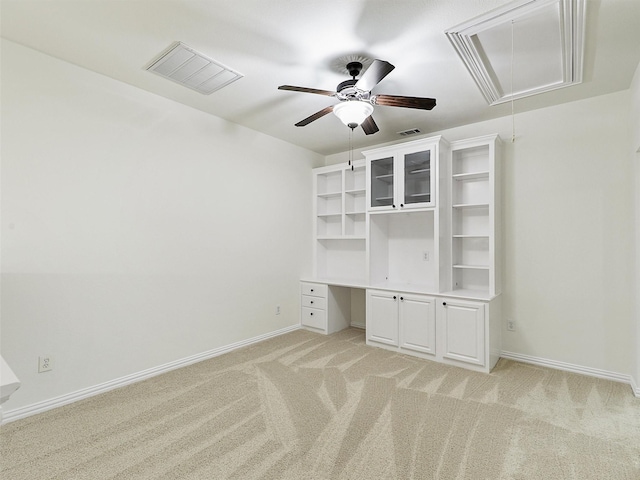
278 58 436 135
333 101 374 129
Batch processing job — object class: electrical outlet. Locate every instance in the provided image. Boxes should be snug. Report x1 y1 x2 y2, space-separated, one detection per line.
38 355 54 373
507 320 516 332
275 305 281 315
423 251 430 261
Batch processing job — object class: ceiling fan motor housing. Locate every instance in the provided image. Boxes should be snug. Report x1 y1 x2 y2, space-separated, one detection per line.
337 79 358 94
346 61 363 78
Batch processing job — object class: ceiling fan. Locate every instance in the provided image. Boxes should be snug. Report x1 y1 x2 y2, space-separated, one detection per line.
278 59 436 135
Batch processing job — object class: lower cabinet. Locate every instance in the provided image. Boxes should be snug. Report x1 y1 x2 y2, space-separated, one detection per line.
301 282 501 373
437 297 485 367
366 289 500 372
300 282 351 335
366 289 436 358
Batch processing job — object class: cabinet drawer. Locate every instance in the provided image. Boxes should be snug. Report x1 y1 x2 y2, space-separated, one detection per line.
301 307 326 330
300 282 327 298
301 295 327 310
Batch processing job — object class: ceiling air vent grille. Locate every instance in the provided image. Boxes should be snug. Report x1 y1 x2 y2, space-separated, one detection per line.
398 128 421 136
146 42 243 95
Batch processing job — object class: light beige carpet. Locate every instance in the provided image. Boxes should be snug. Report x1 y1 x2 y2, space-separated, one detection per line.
2 328 639 479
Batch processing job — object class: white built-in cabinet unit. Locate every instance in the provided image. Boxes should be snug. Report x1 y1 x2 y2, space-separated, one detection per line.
302 134 502 373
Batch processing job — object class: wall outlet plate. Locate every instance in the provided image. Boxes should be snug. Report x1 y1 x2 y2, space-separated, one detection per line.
38 355 54 373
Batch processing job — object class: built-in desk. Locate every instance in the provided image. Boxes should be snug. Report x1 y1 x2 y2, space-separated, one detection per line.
299 278 501 373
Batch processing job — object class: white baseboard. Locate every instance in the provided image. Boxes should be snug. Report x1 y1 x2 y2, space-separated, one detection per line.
501 350 638 397
631 375 640 397
2 324 301 425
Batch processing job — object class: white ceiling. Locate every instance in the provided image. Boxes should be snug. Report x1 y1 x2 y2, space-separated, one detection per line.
2 0 639 155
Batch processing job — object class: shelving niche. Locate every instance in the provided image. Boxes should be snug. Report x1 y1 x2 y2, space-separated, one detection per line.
313 161 367 283
369 211 437 293
449 135 501 297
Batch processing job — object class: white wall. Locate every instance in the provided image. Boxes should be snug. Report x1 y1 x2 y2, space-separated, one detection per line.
0 40 323 412
630 61 640 392
328 90 636 377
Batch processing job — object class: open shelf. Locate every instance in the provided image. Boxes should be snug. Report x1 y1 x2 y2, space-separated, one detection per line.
452 267 490 293
452 171 489 181
316 238 366 281
317 191 342 198
452 145 489 175
369 210 437 290
453 234 489 238
345 164 366 191
314 161 367 281
452 203 490 209
449 135 499 297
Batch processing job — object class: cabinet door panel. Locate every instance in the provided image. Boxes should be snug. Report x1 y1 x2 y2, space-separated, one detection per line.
370 157 395 209
366 290 399 346
399 294 436 355
402 149 433 207
441 299 485 366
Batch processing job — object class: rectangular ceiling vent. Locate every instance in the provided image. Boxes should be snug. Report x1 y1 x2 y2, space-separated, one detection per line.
445 0 586 105
145 42 243 95
398 128 421 136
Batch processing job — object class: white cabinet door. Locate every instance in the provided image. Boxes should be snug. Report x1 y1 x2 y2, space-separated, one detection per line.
399 146 435 209
440 298 485 366
399 293 436 355
369 156 395 210
366 289 399 346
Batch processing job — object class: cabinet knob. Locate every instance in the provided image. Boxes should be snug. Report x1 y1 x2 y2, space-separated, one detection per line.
400 203 404 208
393 295 397 300
310 312 313 315
400 296 404 301
310 300 313 304
310 289 314 292
392 204 396 208
442 302 447 306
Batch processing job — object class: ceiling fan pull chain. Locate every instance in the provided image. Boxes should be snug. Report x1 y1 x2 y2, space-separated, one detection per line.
349 128 354 170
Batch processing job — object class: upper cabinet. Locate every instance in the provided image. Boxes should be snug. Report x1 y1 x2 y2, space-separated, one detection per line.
364 136 449 212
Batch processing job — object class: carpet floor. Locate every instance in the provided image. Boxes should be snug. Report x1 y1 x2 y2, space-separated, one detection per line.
1 328 639 479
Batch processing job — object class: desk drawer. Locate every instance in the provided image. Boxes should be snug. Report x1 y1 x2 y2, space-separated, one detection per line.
301 307 326 330
301 282 327 298
301 295 326 310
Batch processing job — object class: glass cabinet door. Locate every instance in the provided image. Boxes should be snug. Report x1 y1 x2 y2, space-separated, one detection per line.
403 150 431 206
370 157 394 208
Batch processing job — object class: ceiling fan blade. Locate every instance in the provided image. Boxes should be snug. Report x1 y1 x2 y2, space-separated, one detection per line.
278 85 336 96
373 94 437 110
361 115 379 135
295 105 334 127
355 59 395 92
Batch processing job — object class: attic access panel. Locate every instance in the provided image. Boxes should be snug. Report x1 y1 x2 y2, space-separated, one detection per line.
445 0 586 105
